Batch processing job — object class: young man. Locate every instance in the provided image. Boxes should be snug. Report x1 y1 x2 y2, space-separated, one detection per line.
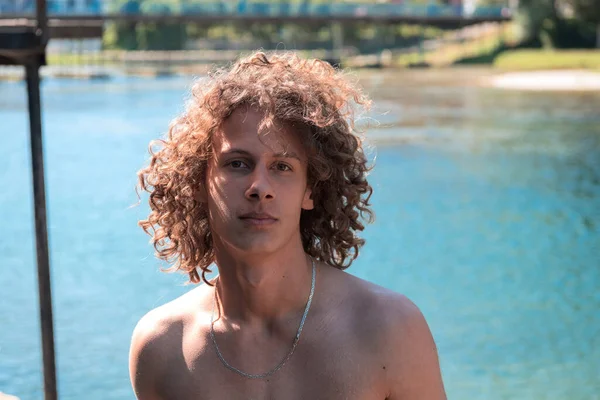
131 51 446 399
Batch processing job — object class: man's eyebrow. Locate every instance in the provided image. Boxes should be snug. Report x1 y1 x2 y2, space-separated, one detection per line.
221 149 253 157
273 151 302 161
221 148 302 161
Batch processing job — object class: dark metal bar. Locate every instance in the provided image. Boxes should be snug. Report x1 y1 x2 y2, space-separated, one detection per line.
26 60 58 400
36 0 47 33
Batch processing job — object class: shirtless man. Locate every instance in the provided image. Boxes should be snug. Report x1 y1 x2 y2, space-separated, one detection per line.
130 51 447 399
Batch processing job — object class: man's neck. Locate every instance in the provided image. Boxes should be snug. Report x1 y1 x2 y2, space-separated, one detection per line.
212 241 315 326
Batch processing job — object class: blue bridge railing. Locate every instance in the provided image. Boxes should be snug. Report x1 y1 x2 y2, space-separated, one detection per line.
0 0 509 19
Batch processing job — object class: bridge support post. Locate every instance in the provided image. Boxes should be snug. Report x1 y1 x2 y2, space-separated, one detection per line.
418 24 425 64
331 21 343 67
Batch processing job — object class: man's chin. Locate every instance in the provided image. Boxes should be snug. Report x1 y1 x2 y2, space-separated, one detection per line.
234 242 280 256
221 234 281 256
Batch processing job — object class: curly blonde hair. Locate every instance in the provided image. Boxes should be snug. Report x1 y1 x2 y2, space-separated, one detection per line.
138 51 374 285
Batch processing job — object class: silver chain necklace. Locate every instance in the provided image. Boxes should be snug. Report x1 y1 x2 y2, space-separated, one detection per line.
210 259 316 379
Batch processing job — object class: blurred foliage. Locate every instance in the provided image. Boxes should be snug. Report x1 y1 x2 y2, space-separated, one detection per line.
565 0 600 47
517 0 598 48
566 0 600 24
103 0 187 49
101 0 600 51
102 0 470 51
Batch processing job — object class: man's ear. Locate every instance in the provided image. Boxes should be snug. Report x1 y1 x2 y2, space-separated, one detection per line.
301 188 314 211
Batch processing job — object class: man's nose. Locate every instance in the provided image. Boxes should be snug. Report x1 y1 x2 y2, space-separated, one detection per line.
245 165 275 201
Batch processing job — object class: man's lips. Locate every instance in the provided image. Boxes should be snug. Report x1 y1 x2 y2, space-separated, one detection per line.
239 212 278 225
239 212 277 220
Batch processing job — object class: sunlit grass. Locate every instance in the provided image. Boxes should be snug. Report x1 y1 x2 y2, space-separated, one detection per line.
494 50 600 70
393 22 516 67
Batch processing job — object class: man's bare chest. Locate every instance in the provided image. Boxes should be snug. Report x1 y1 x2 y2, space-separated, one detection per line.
160 336 387 400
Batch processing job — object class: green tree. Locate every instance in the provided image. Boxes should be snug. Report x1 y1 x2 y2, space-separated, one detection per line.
517 0 557 46
517 0 597 48
565 0 600 47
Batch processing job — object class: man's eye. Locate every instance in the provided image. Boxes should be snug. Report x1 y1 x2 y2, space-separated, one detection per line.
228 160 248 169
275 163 292 172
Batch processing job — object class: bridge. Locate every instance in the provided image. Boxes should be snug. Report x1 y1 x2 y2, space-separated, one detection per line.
1 1 511 38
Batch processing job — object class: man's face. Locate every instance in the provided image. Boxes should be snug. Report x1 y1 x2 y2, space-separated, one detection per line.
203 106 314 256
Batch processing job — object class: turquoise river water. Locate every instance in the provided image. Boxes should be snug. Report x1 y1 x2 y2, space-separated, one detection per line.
0 69 599 399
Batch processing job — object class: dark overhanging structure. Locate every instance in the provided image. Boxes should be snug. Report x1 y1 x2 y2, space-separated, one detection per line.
0 4 511 41
0 0 57 399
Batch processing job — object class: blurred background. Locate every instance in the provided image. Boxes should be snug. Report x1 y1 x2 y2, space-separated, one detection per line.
1 0 599 399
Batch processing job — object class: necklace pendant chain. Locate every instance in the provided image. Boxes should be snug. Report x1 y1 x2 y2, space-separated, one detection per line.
210 259 317 380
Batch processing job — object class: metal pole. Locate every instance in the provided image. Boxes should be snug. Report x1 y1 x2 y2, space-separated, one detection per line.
36 0 47 34
25 60 58 400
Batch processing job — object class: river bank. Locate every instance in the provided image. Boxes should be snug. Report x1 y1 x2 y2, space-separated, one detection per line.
484 70 600 91
0 65 212 81
2 63 599 93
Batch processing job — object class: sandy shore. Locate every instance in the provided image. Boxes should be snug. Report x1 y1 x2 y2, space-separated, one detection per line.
486 70 600 91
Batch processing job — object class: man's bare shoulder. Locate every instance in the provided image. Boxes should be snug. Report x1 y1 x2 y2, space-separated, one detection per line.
323 267 446 399
322 266 422 330
351 276 435 357
132 285 211 339
129 284 213 399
